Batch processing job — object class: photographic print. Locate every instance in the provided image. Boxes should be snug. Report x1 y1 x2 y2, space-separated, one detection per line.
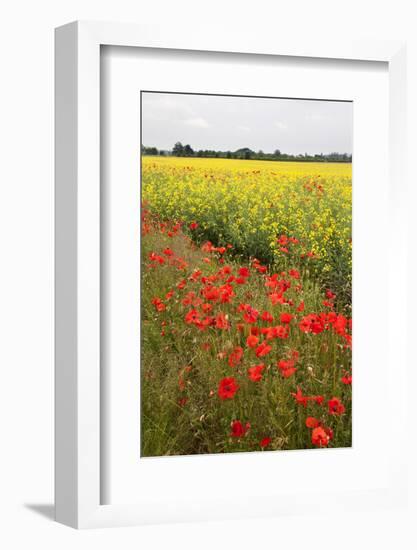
141 92 352 457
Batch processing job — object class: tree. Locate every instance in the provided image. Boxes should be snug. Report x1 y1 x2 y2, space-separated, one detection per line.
183 144 194 157
172 142 184 156
141 145 158 156
235 147 254 160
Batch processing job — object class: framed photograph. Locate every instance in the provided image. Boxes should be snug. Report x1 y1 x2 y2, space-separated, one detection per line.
55 21 407 528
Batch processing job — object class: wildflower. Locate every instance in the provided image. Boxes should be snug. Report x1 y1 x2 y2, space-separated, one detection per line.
291 386 308 407
255 341 272 357
289 269 300 279
260 437 271 448
328 397 346 415
306 417 320 429
299 314 325 334
185 309 199 324
203 286 220 301
230 420 250 438
311 427 330 447
218 377 239 400
215 312 230 330
248 364 265 382
312 395 324 405
281 367 297 378
275 325 289 339
280 312 293 324
228 347 244 367
151 297 166 312
341 373 352 385
246 334 259 348
177 279 187 290
261 311 274 323
241 304 259 324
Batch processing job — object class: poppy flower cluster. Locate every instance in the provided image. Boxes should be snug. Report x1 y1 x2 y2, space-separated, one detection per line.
140 201 351 457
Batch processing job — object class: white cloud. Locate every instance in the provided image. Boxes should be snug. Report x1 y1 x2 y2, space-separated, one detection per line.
183 117 210 128
275 121 288 130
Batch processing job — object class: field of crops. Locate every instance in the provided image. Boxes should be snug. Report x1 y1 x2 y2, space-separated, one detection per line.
141 156 352 457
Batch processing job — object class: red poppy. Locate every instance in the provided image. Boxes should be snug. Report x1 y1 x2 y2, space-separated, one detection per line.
189 222 199 230
280 312 293 324
299 314 325 334
228 347 244 367
281 367 297 378
246 334 259 348
312 395 324 405
218 377 239 400
305 417 320 429
275 325 290 339
238 267 250 278
163 248 174 256
260 437 271 448
261 311 274 323
278 358 295 370
289 269 300 279
215 312 230 330
149 252 165 265
151 297 166 312
291 386 308 407
203 286 220 301
255 341 272 357
296 301 305 312
240 304 259 324
230 420 250 438
311 426 330 447
247 364 265 382
328 397 346 415
185 309 200 324
341 373 352 385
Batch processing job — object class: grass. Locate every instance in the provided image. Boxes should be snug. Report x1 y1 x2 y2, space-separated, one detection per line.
141 214 352 457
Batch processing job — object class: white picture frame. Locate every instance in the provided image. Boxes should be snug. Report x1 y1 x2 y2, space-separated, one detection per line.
55 20 407 529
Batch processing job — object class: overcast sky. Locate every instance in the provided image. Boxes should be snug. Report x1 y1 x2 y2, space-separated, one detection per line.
141 92 352 155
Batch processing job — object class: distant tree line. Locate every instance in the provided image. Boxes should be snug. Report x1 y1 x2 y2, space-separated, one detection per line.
141 143 352 163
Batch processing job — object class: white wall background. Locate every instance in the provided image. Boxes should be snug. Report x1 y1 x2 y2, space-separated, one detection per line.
0 1 416 548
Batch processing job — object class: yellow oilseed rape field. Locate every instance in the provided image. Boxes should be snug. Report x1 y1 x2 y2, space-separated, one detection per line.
142 156 352 304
